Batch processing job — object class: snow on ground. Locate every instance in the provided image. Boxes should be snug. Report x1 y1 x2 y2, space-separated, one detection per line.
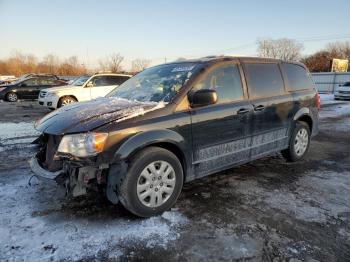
0 170 188 261
0 122 39 152
0 121 188 261
320 93 338 105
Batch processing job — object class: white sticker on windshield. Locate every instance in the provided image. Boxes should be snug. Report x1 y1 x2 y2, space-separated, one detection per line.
171 65 195 72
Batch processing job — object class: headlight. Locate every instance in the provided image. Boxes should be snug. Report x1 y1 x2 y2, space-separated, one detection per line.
46 92 56 97
57 132 108 157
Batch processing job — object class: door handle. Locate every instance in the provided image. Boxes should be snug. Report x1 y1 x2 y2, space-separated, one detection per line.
254 105 265 111
237 108 250 114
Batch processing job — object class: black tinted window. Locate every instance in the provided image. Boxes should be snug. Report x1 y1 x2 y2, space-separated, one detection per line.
107 76 130 85
283 63 314 91
194 64 244 103
22 78 40 86
245 63 285 98
38 78 56 85
91 76 109 87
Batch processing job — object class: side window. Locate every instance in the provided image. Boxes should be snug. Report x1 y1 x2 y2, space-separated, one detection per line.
244 63 285 99
91 76 109 87
106 76 130 85
283 63 314 91
38 78 56 85
193 64 244 103
22 78 40 86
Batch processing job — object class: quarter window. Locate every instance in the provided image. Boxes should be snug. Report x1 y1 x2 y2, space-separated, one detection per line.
193 64 244 103
283 63 314 91
107 76 130 85
245 63 285 99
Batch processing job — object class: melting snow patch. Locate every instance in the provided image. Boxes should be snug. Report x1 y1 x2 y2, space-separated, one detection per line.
0 171 187 261
0 122 39 152
235 171 350 223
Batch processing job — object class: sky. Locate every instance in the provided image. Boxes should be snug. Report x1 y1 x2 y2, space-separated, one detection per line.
1 0 350 69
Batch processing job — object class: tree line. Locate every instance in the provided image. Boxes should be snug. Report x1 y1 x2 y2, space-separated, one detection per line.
1 40 349 76
0 52 151 77
257 39 350 72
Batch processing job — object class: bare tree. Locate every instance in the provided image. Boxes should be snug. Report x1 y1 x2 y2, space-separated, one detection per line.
325 41 350 60
42 54 60 74
257 38 303 61
99 53 124 72
131 59 151 72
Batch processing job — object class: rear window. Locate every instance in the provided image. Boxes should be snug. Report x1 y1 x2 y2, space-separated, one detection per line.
283 63 314 91
244 63 285 99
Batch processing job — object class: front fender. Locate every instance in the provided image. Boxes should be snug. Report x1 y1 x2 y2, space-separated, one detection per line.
113 129 187 162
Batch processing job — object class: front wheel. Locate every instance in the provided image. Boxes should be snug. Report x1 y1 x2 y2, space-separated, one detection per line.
118 147 184 217
57 96 77 108
6 92 18 102
282 121 311 162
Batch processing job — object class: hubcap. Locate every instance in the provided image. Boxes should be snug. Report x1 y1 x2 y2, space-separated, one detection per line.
294 128 308 157
8 93 17 102
137 160 176 208
61 98 75 106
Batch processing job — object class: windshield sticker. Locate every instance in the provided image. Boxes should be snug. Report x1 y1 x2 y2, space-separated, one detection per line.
171 65 195 72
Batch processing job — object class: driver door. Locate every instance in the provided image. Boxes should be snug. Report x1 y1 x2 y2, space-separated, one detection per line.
18 78 40 99
190 62 253 178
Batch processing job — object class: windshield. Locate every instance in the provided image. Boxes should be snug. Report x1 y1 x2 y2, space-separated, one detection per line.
107 63 200 102
71 75 91 86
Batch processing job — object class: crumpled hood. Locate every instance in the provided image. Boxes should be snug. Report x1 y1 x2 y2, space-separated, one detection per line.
35 97 164 135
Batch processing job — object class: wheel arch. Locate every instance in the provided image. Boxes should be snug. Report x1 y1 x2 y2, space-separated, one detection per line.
293 108 313 133
114 129 189 180
59 94 79 102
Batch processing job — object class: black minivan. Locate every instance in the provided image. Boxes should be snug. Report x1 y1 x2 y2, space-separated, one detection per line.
30 56 320 217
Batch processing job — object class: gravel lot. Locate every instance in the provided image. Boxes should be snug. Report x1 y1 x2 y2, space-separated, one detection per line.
0 97 350 261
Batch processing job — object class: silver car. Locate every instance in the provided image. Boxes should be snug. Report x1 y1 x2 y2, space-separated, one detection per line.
335 82 350 100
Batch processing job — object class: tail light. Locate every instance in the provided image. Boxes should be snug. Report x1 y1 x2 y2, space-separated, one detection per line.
315 93 321 110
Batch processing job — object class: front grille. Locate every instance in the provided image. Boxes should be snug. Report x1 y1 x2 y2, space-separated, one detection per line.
37 134 63 172
339 91 350 94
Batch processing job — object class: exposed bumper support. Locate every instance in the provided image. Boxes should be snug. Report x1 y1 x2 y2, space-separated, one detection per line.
29 157 64 184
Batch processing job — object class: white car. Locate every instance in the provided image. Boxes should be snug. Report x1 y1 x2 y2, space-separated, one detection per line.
38 73 131 109
334 82 350 100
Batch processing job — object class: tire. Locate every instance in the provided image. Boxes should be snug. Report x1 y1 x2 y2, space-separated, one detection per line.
281 121 311 162
57 96 77 108
6 92 18 102
118 147 184 217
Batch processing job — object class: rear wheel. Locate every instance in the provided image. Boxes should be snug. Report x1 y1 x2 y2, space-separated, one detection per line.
58 96 77 108
6 92 18 102
282 121 311 162
118 147 184 217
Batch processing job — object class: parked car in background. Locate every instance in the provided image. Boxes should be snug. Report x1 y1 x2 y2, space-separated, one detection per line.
38 73 131 109
0 75 16 85
0 74 67 102
30 56 320 217
334 82 350 100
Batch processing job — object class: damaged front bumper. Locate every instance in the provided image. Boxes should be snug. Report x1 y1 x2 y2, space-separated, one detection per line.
29 156 64 184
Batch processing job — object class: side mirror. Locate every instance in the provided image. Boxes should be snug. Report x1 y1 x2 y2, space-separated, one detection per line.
188 89 218 108
86 81 93 88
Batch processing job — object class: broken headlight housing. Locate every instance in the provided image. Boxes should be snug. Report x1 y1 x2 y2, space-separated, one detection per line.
57 132 108 157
